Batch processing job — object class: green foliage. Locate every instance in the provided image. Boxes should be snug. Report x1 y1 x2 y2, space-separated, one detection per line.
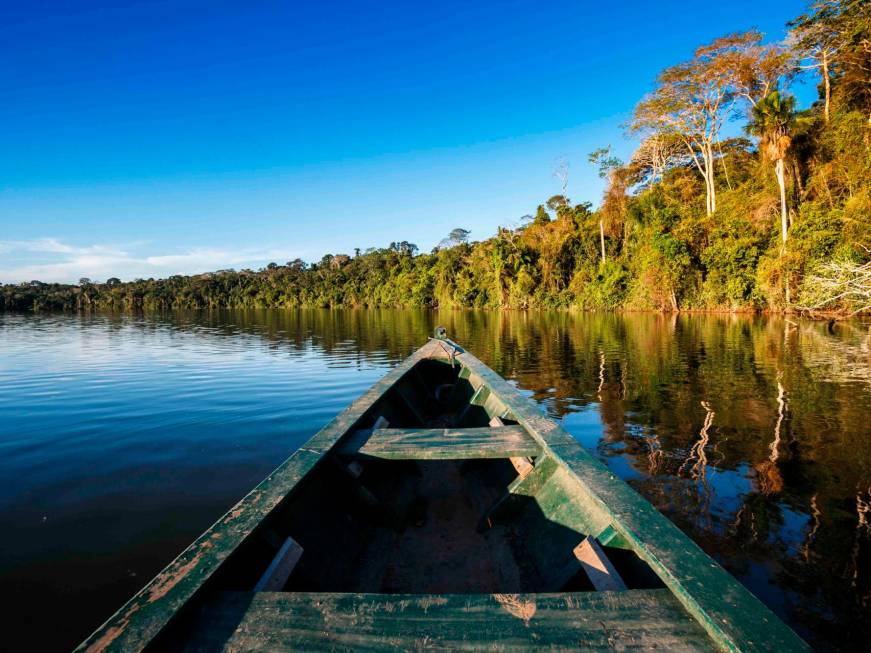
747 91 796 159
790 203 843 260
532 204 551 226
700 215 764 308
2 1 868 315
588 146 622 179
571 260 630 309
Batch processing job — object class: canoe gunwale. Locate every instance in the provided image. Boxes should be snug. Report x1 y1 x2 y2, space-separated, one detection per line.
74 339 444 653
447 340 809 653
75 337 809 653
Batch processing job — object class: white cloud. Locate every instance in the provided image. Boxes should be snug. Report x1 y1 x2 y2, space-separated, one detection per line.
24 238 77 254
0 239 300 284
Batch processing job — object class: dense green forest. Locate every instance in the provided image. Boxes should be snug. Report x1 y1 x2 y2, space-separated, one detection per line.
2 1 868 314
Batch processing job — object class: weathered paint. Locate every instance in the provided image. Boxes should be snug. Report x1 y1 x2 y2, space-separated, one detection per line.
177 589 717 652
442 339 811 653
75 340 443 653
340 426 541 460
75 336 810 653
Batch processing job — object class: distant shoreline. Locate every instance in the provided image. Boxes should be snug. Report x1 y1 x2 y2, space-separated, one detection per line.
2 302 866 319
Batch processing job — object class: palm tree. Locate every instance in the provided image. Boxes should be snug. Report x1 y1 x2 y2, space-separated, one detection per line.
747 91 796 246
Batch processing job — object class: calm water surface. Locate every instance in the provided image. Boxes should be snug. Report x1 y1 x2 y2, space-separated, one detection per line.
1 310 870 651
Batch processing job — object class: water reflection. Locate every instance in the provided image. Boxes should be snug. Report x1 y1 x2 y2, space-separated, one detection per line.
0 310 869 651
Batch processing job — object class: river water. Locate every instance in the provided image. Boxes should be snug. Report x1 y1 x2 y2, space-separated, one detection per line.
1 310 869 651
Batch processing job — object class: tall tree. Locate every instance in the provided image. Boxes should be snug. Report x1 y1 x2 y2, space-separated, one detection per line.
588 146 624 263
789 1 843 123
438 228 471 250
630 32 774 216
545 195 570 214
748 91 797 246
630 47 724 215
533 204 552 225
831 0 871 122
630 133 685 186
731 32 795 109
448 228 470 243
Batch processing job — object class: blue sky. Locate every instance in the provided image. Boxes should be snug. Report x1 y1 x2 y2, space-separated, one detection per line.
1 0 812 283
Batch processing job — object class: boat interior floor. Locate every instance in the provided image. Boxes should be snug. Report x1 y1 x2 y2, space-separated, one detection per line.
344 459 525 593
155 455 715 651
169 357 670 597
145 355 723 651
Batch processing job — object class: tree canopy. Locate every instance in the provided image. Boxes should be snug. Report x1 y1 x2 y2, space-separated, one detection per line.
2 1 868 315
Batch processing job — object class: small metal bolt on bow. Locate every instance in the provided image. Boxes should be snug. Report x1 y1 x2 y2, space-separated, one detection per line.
431 326 457 367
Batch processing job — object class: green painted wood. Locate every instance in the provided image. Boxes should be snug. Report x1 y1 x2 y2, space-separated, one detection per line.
74 340 445 653
597 524 630 550
178 590 717 652
454 384 490 424
75 336 809 653
481 391 510 421
340 426 541 460
444 341 811 653
482 454 559 529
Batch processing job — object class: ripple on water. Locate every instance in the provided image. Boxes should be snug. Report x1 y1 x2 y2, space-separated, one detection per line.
0 310 869 652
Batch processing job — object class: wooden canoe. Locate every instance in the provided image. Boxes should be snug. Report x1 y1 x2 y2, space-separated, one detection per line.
76 331 809 652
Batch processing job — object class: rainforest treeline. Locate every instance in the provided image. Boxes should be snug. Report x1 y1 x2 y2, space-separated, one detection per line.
2 1 869 314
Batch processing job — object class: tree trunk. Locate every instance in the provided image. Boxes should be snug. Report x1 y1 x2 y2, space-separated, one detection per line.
599 220 606 264
709 171 715 213
702 164 710 215
708 145 717 213
775 158 788 245
791 159 803 203
684 140 714 216
822 51 830 124
719 141 733 191
702 144 716 215
700 165 712 216
780 165 790 308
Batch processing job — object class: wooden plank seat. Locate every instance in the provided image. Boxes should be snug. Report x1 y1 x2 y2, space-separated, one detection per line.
73 334 811 653
338 426 542 460
177 590 717 652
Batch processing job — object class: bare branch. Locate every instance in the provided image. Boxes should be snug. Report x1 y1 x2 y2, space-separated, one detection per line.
799 257 871 315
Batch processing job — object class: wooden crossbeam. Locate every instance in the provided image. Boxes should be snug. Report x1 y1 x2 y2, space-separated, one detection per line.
479 455 558 532
254 536 303 592
574 535 627 592
595 524 629 549
490 416 534 478
548 535 628 592
338 426 540 460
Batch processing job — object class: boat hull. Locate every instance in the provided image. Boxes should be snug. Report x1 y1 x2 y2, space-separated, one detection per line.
76 337 808 652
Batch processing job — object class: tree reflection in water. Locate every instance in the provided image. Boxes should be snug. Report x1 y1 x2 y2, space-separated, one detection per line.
171 308 867 651
9 308 866 651
424 309 869 652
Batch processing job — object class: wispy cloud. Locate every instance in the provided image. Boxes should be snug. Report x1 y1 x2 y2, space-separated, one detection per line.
0 239 300 284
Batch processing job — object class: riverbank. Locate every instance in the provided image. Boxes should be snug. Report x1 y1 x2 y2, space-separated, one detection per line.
3 289 869 318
